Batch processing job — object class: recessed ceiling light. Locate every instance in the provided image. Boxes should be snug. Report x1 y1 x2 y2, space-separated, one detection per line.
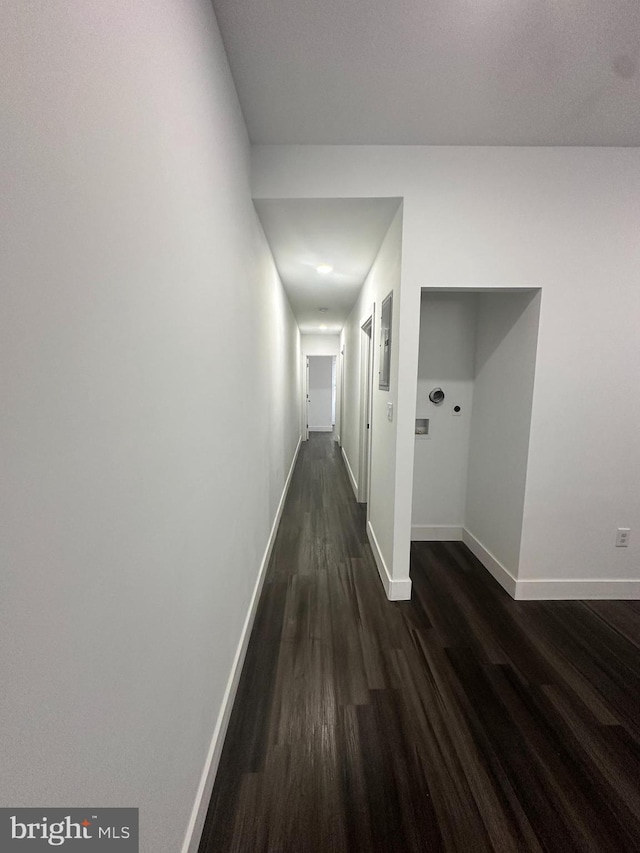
316 264 333 275
320 324 327 330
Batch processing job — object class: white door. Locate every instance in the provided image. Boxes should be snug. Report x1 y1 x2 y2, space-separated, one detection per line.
307 356 334 432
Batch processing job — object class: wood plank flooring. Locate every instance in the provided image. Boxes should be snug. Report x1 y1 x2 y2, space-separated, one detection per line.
198 432 640 853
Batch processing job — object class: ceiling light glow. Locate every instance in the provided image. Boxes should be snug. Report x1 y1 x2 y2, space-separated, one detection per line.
316 264 333 275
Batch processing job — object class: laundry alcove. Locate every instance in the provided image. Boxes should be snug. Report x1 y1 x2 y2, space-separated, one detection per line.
411 287 542 588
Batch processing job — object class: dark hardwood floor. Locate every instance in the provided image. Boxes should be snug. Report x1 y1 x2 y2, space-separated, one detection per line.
198 432 640 853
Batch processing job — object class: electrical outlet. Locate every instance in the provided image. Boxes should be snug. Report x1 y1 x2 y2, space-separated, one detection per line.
615 528 631 547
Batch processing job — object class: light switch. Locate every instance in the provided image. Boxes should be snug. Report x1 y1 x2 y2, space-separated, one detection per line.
387 402 393 422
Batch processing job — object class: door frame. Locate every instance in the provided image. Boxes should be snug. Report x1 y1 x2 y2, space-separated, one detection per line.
304 356 310 441
358 309 374 508
338 345 345 446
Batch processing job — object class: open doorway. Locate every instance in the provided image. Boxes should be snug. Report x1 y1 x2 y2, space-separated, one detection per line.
411 287 541 589
306 356 335 436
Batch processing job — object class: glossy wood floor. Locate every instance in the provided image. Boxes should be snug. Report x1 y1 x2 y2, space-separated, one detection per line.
199 432 640 853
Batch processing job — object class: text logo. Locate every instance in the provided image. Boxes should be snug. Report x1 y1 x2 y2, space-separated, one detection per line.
1 809 138 851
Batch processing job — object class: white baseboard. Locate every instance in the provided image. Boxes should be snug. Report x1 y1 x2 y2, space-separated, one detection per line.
367 520 412 601
309 426 333 432
461 529 639 600
341 447 358 499
462 528 518 598
181 436 302 853
420 527 640 602
411 525 463 541
515 578 640 600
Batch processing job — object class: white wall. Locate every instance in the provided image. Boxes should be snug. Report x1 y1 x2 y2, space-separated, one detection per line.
252 145 640 598
465 291 541 580
339 206 409 598
301 334 340 356
307 356 333 429
1 4 300 852
412 292 477 537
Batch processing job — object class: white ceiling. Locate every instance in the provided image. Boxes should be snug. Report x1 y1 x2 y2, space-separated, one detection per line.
254 198 401 334
212 0 640 146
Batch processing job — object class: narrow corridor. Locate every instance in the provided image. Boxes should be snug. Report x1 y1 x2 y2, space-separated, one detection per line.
199 433 640 853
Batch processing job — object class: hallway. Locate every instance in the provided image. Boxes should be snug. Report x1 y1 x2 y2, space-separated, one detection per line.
199 433 640 853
